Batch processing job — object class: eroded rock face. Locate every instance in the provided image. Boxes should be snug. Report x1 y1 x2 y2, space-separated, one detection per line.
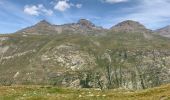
0 46 9 54
100 50 170 90
41 43 96 70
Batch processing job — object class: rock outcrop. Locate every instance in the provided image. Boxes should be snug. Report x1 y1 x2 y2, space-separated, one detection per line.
0 19 170 90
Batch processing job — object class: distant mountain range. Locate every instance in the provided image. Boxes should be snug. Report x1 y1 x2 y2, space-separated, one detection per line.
0 19 170 90
16 19 105 35
15 19 170 38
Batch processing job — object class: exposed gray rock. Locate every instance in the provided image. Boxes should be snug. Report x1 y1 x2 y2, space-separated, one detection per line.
40 43 96 71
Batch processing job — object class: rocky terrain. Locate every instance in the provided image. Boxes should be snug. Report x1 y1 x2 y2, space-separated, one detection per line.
0 19 170 90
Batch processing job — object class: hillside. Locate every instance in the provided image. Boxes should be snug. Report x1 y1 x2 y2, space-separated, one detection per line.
0 19 170 90
155 25 170 38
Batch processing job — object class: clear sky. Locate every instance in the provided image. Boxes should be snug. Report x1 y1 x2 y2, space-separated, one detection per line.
0 0 170 33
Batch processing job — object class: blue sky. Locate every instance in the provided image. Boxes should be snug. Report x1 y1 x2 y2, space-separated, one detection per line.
0 0 170 33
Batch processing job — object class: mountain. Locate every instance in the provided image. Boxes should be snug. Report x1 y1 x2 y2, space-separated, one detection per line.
0 19 170 90
16 20 57 35
110 20 153 39
77 19 96 29
155 25 170 38
16 19 106 35
111 20 151 33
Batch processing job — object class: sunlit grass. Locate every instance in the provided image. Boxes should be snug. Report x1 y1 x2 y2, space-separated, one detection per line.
0 84 169 100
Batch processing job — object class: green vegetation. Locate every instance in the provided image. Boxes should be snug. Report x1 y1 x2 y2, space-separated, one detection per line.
0 84 170 100
0 32 170 89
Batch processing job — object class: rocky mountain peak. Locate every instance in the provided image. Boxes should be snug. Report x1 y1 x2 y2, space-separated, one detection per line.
111 20 150 33
77 19 95 28
36 20 51 26
15 20 55 35
114 20 146 29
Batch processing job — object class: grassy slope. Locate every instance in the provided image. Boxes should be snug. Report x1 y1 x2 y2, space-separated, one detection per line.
0 34 54 81
1 32 170 85
0 84 169 100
